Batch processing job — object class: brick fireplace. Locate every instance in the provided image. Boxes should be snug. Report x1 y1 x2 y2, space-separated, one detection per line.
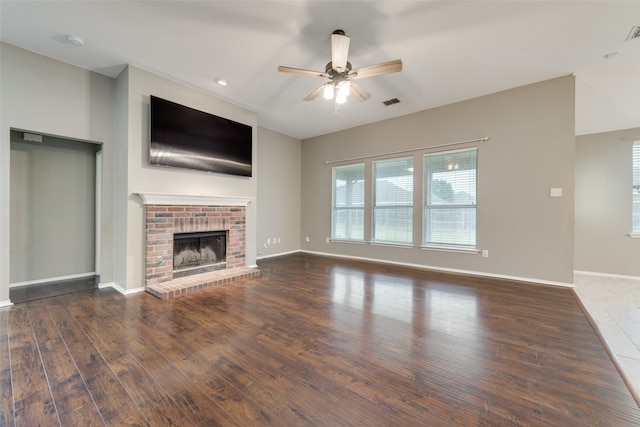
137 193 259 298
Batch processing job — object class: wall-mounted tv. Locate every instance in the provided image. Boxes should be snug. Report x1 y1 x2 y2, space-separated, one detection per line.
150 95 252 177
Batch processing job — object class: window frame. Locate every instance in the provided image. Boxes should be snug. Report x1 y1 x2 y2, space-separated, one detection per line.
632 141 640 237
331 163 365 242
422 147 478 251
371 156 414 246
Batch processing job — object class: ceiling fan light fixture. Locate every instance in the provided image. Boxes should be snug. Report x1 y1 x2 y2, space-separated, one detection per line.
336 91 348 104
337 80 351 97
323 83 335 100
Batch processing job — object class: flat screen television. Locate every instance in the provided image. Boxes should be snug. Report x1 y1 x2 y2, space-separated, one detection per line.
149 95 252 177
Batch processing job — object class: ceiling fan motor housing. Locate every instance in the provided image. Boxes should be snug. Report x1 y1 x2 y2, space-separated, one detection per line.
325 61 352 77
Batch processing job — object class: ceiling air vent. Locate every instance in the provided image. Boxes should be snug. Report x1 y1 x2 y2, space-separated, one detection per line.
383 98 400 106
627 25 640 41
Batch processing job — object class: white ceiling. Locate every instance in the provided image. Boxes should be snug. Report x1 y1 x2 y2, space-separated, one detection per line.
1 1 639 140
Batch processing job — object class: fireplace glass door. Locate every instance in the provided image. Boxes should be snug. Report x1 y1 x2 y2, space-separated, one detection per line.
173 231 227 277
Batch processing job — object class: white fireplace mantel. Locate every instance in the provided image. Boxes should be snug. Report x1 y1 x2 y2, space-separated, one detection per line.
136 192 253 206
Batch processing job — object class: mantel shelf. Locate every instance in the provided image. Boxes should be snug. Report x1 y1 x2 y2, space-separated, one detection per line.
136 192 253 206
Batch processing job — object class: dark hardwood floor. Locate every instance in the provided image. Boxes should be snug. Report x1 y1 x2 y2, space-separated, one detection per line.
1 253 639 426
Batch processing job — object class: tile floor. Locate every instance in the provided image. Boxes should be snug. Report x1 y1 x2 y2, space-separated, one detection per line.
573 271 640 403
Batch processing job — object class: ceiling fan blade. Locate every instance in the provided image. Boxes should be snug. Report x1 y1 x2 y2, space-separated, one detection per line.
349 82 372 102
349 59 403 79
303 84 325 101
277 66 328 78
331 30 350 73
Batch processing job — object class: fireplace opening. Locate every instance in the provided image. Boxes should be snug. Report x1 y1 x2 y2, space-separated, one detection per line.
173 230 227 278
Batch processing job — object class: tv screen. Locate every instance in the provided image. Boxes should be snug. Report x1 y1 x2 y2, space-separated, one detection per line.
150 95 252 177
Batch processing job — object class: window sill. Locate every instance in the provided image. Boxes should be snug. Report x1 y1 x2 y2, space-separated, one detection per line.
329 238 365 244
420 245 479 254
369 241 415 249
629 233 640 239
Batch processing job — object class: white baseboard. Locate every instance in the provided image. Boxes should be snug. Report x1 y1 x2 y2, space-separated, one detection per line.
299 250 574 288
574 270 640 283
0 300 14 308
257 249 300 261
99 282 145 295
574 270 640 281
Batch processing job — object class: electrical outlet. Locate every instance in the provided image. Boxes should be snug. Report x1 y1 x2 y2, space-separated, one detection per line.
305 236 310 242
482 250 489 257
267 238 271 245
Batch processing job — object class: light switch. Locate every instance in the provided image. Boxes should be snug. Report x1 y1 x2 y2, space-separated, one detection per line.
550 188 563 197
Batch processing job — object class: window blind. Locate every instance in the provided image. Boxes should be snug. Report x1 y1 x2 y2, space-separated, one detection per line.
332 163 365 240
424 148 477 247
373 157 413 244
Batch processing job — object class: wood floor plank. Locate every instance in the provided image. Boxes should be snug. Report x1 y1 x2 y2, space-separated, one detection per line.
128 288 392 425
210 257 640 425
174 287 491 425
0 309 15 427
44 299 150 426
4 253 640 426
115 296 286 425
63 290 242 426
62 291 226 426
65 300 193 426
23 300 104 426
7 304 59 426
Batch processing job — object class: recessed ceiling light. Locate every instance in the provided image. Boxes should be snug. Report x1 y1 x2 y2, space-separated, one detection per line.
66 35 85 46
215 78 228 86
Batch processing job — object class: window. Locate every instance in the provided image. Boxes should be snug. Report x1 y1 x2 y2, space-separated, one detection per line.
332 163 365 240
633 141 640 234
424 148 477 248
373 157 413 244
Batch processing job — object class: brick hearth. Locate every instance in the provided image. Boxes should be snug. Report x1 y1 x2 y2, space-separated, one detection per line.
142 201 259 298
146 266 260 299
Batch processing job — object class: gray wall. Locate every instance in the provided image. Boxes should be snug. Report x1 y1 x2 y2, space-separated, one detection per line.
113 65 129 289
256 127 301 258
575 128 640 277
301 76 576 285
10 132 99 283
0 42 115 305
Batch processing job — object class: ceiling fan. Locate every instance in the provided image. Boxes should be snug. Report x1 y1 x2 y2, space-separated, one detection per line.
277 29 402 107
